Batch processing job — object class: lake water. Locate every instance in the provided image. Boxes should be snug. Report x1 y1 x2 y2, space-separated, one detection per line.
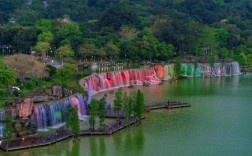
2 73 252 156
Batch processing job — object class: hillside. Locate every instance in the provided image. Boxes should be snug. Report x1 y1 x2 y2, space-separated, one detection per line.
0 0 251 64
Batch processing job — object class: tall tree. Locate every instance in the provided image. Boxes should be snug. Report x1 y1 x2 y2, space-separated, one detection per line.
78 43 99 61
113 89 123 121
56 44 74 65
34 41 51 58
98 97 106 128
135 89 144 121
174 58 181 79
89 98 98 130
65 105 80 138
3 115 13 151
123 92 132 122
55 22 82 51
131 90 137 117
103 42 120 59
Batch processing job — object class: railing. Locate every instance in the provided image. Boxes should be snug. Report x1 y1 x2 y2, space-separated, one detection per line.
0 117 140 151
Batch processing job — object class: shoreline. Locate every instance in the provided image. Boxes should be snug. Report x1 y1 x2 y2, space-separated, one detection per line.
0 101 191 152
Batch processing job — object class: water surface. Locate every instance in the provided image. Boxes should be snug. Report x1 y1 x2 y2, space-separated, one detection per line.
2 74 252 156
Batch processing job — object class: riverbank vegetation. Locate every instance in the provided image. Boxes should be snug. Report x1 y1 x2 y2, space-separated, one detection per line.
1 0 252 106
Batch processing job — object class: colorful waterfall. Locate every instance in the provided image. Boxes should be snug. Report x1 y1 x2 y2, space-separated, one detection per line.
176 62 242 78
31 94 87 131
0 110 5 137
84 68 160 95
84 62 241 94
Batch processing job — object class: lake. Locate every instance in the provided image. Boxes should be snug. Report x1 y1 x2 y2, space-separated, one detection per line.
2 73 252 156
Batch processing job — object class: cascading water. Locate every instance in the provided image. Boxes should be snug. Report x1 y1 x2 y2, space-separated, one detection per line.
222 62 242 76
181 64 196 77
76 94 87 119
85 68 160 95
84 62 242 95
166 64 175 78
33 105 48 131
31 94 87 131
48 99 69 128
0 110 5 137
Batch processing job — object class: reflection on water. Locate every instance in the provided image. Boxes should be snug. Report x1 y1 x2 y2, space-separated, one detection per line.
99 138 106 156
89 137 97 156
72 141 80 156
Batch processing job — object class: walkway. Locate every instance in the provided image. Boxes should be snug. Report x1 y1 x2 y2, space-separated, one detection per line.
0 102 191 152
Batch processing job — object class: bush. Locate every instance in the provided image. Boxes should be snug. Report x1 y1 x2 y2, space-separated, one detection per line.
24 80 37 89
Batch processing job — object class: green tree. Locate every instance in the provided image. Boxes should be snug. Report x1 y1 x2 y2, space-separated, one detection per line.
0 67 15 88
56 44 74 65
55 22 82 51
38 31 54 43
98 97 106 128
103 42 120 60
131 90 137 117
14 27 40 53
3 115 13 151
174 58 181 78
238 52 248 66
34 41 51 58
196 26 217 56
215 28 229 47
65 105 80 138
113 89 123 121
135 89 144 121
208 55 215 70
89 98 98 130
13 9 39 26
156 42 174 61
56 63 77 80
118 25 139 41
123 92 132 122
78 44 99 61
34 19 53 32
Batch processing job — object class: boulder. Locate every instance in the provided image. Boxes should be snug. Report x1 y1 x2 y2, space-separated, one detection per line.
5 107 17 118
32 95 49 103
62 88 73 97
52 85 62 97
16 98 33 118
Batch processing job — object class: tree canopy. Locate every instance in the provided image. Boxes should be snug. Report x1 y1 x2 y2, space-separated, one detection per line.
4 54 48 81
0 0 252 64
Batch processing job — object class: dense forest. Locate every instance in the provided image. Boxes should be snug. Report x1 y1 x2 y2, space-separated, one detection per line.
0 0 252 64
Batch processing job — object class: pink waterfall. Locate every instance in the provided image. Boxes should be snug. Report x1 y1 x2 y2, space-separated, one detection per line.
84 68 160 94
